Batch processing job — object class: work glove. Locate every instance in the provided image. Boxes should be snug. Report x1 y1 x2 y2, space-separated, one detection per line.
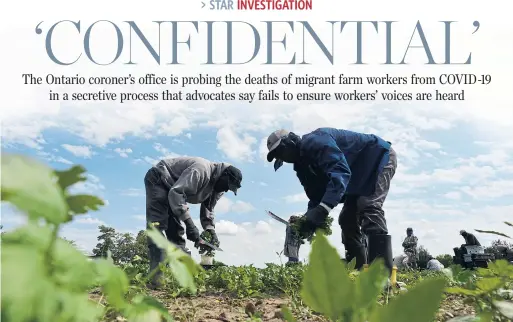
197 229 220 253
206 229 220 246
298 205 329 238
184 218 200 243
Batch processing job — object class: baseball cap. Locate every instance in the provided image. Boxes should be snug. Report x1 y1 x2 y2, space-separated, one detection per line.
266 129 290 162
224 165 242 195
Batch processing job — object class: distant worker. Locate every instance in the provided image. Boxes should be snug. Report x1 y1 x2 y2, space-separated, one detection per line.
402 227 418 269
460 230 481 246
426 256 444 271
284 215 303 264
144 156 243 288
393 254 408 270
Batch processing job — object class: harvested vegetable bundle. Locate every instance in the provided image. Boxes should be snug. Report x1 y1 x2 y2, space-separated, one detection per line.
290 215 334 243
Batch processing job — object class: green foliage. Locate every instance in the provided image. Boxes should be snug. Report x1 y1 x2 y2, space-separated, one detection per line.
417 245 432 269
3 153 511 322
0 154 200 322
290 215 334 243
484 239 513 261
198 229 219 257
437 254 455 267
443 222 513 321
446 260 513 321
92 226 149 265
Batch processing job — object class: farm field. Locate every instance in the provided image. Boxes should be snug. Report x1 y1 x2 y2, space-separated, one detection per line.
89 263 483 322
2 155 513 322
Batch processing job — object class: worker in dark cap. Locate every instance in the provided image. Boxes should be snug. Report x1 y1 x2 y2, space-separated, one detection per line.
265 127 397 273
144 156 242 288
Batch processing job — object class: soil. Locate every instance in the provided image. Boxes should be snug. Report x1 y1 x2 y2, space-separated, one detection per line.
91 289 476 321
151 291 476 322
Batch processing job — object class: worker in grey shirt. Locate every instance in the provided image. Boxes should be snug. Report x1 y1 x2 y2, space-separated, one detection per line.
144 156 243 288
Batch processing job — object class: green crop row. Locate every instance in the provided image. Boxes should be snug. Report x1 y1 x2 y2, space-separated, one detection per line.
1 154 512 322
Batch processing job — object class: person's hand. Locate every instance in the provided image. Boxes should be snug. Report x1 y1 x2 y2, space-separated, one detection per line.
184 218 200 242
206 229 220 246
298 205 329 238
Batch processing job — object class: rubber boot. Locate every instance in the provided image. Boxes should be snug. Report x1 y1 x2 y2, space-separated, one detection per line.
367 234 393 275
287 257 298 264
345 245 367 270
147 245 165 289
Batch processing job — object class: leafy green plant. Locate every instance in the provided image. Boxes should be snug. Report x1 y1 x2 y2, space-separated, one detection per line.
443 222 513 321
198 229 219 257
0 154 201 322
279 231 447 322
290 215 334 242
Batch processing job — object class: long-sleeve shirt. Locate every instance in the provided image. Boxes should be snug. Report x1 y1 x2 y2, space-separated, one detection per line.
153 157 230 230
402 235 418 255
463 233 481 246
427 259 444 271
295 127 391 210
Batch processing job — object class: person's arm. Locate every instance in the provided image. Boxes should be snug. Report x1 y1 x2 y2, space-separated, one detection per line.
402 238 408 248
200 191 224 230
303 134 351 212
167 167 205 222
307 199 318 210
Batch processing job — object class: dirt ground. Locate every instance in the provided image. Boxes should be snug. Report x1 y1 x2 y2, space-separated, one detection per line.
149 291 476 322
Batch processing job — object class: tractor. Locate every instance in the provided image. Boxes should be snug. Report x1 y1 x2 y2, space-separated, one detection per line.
453 244 495 269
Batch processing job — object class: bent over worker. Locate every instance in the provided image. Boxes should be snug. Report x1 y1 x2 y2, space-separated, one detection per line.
460 230 481 246
144 156 242 288
266 127 397 273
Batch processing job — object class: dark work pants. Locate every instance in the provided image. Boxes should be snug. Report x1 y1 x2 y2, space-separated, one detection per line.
144 168 187 252
339 148 397 266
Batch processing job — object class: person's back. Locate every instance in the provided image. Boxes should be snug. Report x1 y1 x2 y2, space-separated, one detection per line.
460 230 481 246
265 127 396 275
294 127 390 199
426 258 444 271
145 155 242 289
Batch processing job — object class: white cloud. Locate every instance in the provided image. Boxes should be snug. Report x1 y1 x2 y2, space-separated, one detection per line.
61 144 94 158
460 180 513 200
69 174 105 194
283 193 308 203
415 140 441 150
114 147 133 157
258 137 269 162
2 1 513 268
36 150 73 165
231 200 255 213
119 188 145 197
153 143 180 158
132 215 146 221
216 127 257 162
75 215 105 225
215 197 255 215
444 191 461 200
255 221 272 234
216 220 242 236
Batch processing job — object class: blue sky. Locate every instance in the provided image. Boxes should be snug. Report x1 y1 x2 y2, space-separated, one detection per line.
3 115 513 266
2 7 512 266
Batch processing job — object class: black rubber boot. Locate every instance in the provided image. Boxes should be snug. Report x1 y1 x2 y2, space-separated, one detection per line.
345 245 367 270
367 234 393 275
147 244 165 289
